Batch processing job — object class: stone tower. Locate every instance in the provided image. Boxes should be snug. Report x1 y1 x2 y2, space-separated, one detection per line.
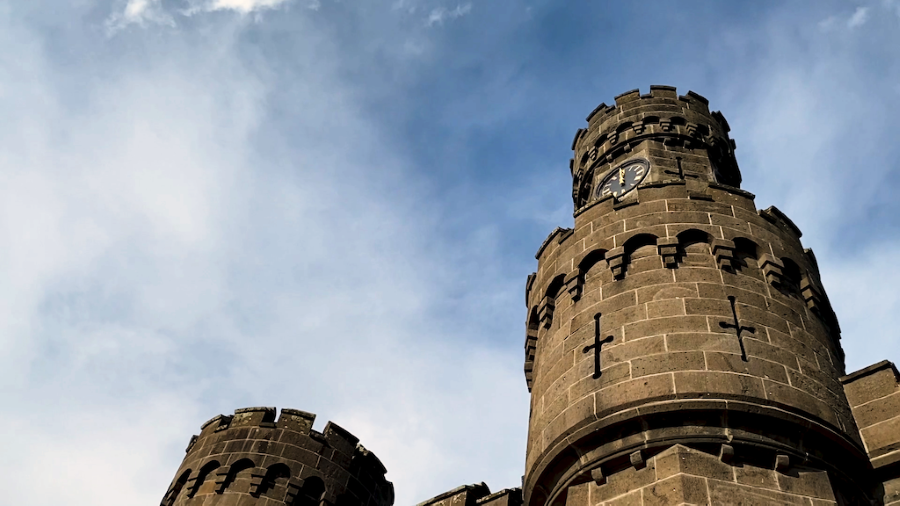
159 407 394 506
522 86 873 505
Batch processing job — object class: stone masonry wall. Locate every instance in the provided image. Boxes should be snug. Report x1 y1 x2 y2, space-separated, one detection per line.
160 407 393 506
843 361 900 505
522 88 867 506
564 445 839 506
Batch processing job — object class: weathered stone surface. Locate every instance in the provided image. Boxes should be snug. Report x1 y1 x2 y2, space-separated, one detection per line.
160 408 393 506
523 87 871 506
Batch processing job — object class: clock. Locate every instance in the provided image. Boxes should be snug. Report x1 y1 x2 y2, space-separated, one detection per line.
596 159 650 199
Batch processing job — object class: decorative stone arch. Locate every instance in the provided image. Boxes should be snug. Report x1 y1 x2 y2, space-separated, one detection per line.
218 458 255 494
731 237 764 279
188 460 221 498
258 462 292 498
524 306 540 392
291 476 326 506
675 228 716 268
573 248 607 299
627 234 661 277
161 469 191 506
780 257 803 297
539 274 567 329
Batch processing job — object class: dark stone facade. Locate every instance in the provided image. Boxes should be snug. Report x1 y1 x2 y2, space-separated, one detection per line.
162 87 900 506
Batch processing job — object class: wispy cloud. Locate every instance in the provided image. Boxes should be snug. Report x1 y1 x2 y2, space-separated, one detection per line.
199 0 292 14
105 0 173 33
426 3 472 27
818 5 871 31
107 0 294 30
848 6 869 28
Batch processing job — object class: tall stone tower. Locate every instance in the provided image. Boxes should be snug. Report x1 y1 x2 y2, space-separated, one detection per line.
522 86 873 505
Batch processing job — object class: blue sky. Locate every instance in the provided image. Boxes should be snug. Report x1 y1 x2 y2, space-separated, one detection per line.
2 1 900 504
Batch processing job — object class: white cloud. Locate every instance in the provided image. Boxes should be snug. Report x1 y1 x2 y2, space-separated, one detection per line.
203 0 292 13
427 3 472 27
0 4 525 505
848 6 869 28
105 0 174 32
107 0 293 29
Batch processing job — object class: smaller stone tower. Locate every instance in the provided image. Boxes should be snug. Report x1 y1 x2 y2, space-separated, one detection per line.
160 407 394 506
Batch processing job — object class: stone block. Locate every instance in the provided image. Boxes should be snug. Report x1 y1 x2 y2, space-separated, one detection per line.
565 482 589 506
631 351 706 378
642 474 709 506
604 489 642 506
706 351 789 383
767 328 818 367
667 199 734 215
684 297 732 317
849 390 900 428
601 305 649 337
603 335 666 365
860 416 900 456
764 381 836 426
710 213 751 233
722 270 771 297
571 290 638 332
719 444 734 463
636 283 698 304
625 211 711 230
744 339 800 370
842 361 900 407
596 374 675 418
646 298 686 318
733 303 790 334
674 371 766 399
883 476 900 505
776 470 835 500
674 267 723 284
667 332 740 354
623 315 710 340
655 444 733 481
734 462 778 490
707 479 808 505
570 360 631 398
629 255 664 274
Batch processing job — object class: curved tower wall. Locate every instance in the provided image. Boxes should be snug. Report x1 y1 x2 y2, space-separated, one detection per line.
160 407 394 506
523 86 870 505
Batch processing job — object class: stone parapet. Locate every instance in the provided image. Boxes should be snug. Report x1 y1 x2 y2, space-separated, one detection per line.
160 407 393 506
569 86 742 210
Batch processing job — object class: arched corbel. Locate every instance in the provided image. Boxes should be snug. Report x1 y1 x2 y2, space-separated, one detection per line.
657 237 679 268
758 254 784 287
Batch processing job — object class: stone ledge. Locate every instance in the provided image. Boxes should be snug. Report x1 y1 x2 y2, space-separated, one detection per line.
841 360 899 385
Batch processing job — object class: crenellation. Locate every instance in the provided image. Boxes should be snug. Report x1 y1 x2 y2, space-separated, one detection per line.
161 407 393 506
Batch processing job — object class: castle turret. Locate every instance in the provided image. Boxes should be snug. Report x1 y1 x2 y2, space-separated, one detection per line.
523 86 873 505
160 407 393 506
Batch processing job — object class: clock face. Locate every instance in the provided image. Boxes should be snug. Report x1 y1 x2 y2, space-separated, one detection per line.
597 159 650 199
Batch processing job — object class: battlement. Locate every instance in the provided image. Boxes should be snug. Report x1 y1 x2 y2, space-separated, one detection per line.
163 407 393 506
575 85 727 154
569 86 742 210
